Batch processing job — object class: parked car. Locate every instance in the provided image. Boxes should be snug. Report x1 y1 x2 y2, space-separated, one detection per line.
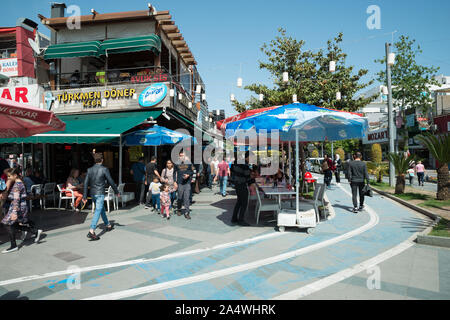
307 158 325 173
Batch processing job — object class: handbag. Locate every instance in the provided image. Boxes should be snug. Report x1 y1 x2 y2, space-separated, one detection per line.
362 184 373 197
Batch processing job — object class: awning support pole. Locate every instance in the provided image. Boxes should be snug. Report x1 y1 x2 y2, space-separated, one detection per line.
295 130 299 216
289 142 292 185
119 135 123 185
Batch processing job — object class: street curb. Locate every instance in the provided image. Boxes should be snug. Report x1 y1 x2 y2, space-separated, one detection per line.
416 235 450 248
371 186 439 222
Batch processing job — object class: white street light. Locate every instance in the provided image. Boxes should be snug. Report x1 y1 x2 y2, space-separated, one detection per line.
336 91 342 101
329 61 336 73
169 89 175 97
202 93 206 101
237 77 243 88
382 85 388 95
388 53 396 66
188 102 193 109
196 85 202 94
259 94 264 101
282 72 289 83
293 94 298 103
230 94 235 101
178 93 183 100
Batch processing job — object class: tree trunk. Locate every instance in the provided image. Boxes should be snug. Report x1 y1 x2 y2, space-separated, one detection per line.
436 165 450 201
395 175 405 194
377 169 382 183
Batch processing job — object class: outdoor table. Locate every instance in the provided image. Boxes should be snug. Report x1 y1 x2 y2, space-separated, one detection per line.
259 186 296 207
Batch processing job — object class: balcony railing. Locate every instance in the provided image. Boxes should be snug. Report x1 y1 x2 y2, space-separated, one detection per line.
52 66 180 89
0 47 17 59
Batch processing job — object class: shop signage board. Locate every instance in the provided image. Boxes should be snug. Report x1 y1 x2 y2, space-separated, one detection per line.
131 73 169 84
0 58 18 77
139 83 168 107
0 84 44 107
50 82 170 114
362 128 389 145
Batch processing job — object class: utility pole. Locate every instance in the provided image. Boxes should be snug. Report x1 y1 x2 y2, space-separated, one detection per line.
386 43 396 187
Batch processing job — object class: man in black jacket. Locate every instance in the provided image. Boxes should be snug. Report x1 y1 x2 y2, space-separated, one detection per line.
175 151 194 220
83 153 120 240
348 152 370 213
230 152 253 225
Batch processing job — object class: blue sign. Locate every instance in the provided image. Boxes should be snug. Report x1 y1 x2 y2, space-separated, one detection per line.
139 83 168 107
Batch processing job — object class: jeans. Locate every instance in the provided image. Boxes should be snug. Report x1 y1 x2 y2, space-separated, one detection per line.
334 169 341 183
417 172 425 185
152 193 160 210
219 176 228 196
350 182 365 208
232 184 249 222
90 195 110 230
170 191 177 208
177 183 191 215
324 170 333 186
136 181 146 204
207 173 213 188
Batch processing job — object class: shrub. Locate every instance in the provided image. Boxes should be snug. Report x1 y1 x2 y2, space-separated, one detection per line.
335 148 345 160
371 144 382 163
311 149 319 158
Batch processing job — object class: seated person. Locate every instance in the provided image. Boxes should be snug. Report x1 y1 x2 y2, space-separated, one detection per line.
66 168 87 212
32 170 46 185
69 70 81 87
77 171 87 185
23 168 35 194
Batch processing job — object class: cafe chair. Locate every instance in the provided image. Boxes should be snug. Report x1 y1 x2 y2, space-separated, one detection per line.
57 184 76 211
28 184 43 213
117 183 135 208
255 185 280 225
42 183 57 209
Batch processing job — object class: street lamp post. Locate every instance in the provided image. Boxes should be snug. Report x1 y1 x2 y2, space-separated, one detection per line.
386 42 396 187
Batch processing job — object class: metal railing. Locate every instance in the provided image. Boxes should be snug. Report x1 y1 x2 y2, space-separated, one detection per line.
53 66 177 90
0 47 17 59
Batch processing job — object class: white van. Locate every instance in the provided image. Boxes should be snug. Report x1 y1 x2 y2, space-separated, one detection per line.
306 158 325 173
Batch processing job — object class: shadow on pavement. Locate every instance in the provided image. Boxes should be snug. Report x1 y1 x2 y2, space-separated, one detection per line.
0 290 29 300
396 217 434 233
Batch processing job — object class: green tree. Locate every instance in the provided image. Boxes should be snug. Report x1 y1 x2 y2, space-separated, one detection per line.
335 148 345 161
387 152 417 194
310 149 319 158
416 133 450 200
371 144 382 163
233 29 374 113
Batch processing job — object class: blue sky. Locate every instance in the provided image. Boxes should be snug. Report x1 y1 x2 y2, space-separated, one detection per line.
2 0 450 117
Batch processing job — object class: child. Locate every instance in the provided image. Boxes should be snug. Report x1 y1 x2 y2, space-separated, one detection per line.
407 167 415 185
160 184 171 220
149 177 162 212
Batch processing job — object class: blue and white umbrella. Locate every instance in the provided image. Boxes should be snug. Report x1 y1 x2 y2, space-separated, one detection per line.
225 103 369 224
225 103 368 142
124 125 197 146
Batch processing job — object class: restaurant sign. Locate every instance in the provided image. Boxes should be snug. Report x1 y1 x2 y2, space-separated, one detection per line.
0 58 18 78
56 88 136 108
363 128 389 145
139 83 167 108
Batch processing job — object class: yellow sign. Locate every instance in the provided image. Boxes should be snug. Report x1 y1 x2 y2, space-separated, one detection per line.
56 88 136 108
129 146 143 162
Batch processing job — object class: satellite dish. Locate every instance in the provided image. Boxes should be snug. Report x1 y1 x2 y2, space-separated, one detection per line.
28 38 42 56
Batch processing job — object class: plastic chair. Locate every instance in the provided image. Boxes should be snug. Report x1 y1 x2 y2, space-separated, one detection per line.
117 183 135 208
42 183 57 209
255 185 280 225
28 184 43 213
104 186 118 213
57 184 76 210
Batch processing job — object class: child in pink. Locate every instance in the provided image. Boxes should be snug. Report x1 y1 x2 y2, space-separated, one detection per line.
160 184 171 220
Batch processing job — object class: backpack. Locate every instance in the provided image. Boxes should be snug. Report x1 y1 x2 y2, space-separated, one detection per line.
321 161 329 171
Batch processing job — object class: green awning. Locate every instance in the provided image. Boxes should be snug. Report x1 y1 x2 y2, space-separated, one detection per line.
99 35 161 56
44 41 102 60
0 110 162 144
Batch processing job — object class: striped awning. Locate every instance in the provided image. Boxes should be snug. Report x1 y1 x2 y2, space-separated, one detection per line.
44 41 102 60
99 35 161 56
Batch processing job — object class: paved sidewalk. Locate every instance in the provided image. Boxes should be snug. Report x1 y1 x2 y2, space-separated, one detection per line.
0 181 446 300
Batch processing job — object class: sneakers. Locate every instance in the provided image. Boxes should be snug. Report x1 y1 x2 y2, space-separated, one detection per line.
358 206 365 212
105 224 114 232
87 232 100 241
352 207 359 213
185 213 191 220
21 231 28 241
34 229 43 243
2 246 18 254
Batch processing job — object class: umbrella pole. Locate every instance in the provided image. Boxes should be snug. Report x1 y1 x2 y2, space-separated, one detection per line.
295 130 299 216
289 142 292 185
300 142 305 198
119 135 123 185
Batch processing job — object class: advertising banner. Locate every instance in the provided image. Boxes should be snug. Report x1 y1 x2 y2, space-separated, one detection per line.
0 58 18 77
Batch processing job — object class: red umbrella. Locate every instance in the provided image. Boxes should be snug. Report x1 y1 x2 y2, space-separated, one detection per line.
0 98 66 138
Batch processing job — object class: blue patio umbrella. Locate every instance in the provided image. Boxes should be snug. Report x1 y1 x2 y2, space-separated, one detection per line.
124 125 197 146
225 103 369 224
225 103 368 142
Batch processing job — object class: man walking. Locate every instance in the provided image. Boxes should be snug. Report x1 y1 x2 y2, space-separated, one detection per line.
348 152 370 213
175 151 194 220
218 158 230 197
322 154 335 189
230 152 253 225
83 153 120 241
130 157 146 205
206 157 212 189
145 156 161 209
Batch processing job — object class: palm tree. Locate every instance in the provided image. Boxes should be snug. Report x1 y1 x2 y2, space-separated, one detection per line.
387 152 416 194
416 133 450 200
